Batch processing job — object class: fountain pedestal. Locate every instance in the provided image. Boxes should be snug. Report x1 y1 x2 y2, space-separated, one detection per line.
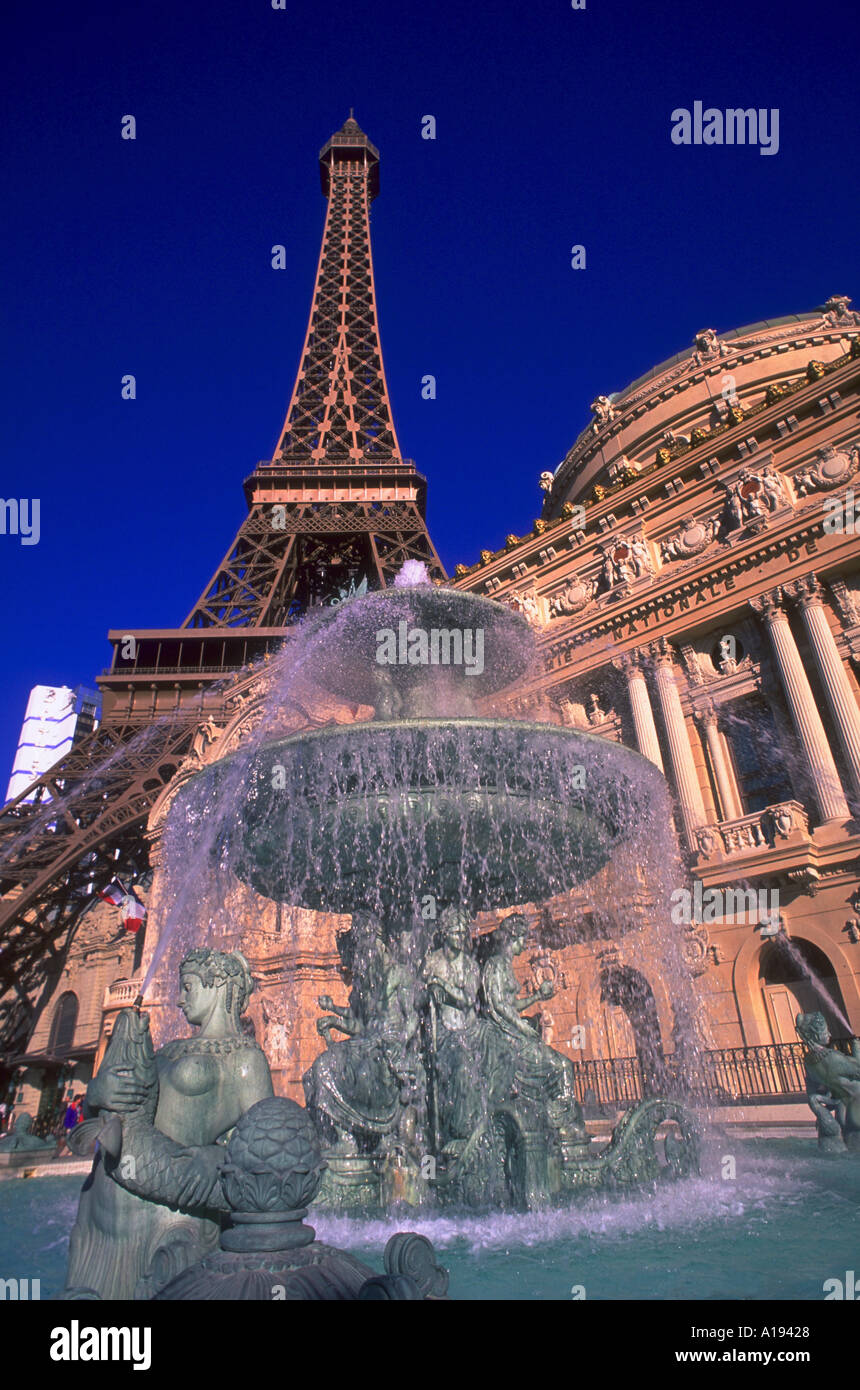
317 1153 384 1211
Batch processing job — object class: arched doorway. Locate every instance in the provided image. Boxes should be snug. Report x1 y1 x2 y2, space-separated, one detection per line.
759 938 848 1043
600 964 666 1093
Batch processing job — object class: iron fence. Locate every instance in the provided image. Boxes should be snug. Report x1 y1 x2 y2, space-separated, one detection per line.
571 1042 820 1110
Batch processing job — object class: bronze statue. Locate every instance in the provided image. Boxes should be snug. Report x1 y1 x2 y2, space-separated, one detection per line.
421 905 506 1148
0 1112 55 1153
63 948 272 1299
797 1011 860 1153
303 914 421 1155
482 913 587 1140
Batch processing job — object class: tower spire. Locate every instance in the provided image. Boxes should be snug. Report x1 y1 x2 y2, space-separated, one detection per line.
273 116 390 462
183 120 444 629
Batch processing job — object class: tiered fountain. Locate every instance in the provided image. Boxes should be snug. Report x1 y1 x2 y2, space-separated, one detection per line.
63 570 702 1298
173 572 700 1209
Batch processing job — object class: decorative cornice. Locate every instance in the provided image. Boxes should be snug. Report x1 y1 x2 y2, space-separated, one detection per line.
454 347 859 577
542 530 832 666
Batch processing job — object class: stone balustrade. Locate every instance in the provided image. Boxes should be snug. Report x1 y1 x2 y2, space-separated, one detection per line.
694 799 809 861
102 979 142 1010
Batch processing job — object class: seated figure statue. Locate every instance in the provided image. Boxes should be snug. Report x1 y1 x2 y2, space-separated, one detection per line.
421 905 511 1147
303 913 422 1156
796 1011 860 1153
63 947 272 1299
481 913 587 1143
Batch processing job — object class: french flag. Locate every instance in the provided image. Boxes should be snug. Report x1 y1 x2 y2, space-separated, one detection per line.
99 879 126 907
121 895 147 934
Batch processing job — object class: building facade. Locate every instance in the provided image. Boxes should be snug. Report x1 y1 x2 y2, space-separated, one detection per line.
452 298 860 1099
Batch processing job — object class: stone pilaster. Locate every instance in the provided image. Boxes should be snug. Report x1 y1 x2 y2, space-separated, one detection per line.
612 649 664 772
649 639 707 840
787 575 860 802
750 588 849 822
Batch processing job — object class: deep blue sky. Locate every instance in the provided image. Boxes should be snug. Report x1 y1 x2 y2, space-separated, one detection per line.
1 0 857 775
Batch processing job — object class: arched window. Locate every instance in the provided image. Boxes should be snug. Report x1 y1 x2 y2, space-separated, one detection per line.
48 992 78 1052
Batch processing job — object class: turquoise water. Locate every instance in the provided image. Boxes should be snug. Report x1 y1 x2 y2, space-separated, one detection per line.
3 1139 858 1300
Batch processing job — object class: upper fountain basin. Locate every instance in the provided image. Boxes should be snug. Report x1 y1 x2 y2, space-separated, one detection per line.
192 719 670 920
300 586 534 713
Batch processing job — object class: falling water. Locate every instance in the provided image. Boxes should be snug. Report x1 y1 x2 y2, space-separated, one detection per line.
138 575 708 1184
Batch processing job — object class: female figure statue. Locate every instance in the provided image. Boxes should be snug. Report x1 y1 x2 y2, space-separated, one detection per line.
481 914 586 1140
421 906 507 1146
63 948 272 1300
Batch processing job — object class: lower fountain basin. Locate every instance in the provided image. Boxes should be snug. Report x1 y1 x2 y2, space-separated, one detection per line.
192 719 669 919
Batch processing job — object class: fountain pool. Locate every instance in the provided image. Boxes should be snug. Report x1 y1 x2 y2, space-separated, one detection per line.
5 1138 858 1300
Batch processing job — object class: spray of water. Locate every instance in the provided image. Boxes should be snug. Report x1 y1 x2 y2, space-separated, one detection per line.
771 932 853 1036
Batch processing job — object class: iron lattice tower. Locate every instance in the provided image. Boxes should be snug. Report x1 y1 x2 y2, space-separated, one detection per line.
0 117 445 1056
185 117 443 628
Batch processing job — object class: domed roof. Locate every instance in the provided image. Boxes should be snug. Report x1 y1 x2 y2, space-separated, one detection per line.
544 296 859 515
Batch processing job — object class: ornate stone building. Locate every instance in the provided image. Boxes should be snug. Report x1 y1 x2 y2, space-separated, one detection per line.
452 297 860 1097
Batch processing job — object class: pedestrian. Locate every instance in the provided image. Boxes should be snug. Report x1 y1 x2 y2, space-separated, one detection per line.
55 1097 79 1158
0 1100 6 1134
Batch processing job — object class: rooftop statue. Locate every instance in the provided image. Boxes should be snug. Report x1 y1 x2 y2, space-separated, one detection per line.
63 948 272 1299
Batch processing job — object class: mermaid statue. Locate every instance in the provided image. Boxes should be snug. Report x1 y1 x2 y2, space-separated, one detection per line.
63 948 272 1299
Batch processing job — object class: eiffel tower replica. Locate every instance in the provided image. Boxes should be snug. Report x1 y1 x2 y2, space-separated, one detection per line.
0 117 444 1057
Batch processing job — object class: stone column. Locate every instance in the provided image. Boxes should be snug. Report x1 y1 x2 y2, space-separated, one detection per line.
787 576 860 802
750 589 849 822
694 701 743 821
649 639 707 839
612 650 664 772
